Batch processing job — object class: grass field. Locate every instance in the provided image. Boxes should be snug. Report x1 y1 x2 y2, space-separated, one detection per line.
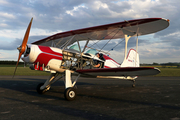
0 65 49 76
155 68 180 76
0 65 179 76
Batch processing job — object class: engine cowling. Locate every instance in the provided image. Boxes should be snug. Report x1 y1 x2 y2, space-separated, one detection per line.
21 44 64 73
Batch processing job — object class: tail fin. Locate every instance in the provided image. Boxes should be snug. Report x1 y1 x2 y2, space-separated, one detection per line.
121 49 139 67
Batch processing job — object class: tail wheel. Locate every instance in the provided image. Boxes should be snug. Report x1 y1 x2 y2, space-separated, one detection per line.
64 87 76 101
132 80 136 88
36 83 47 94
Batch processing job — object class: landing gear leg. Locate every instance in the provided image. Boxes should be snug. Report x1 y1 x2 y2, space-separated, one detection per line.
64 70 80 101
36 73 60 94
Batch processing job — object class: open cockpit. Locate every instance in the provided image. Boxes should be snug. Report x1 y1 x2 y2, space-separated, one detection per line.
61 45 105 71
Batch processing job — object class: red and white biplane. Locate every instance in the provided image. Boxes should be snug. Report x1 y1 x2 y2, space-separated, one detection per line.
13 18 169 100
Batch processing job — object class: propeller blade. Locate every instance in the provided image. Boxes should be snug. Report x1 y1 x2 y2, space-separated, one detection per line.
21 17 33 54
13 18 33 78
13 52 23 78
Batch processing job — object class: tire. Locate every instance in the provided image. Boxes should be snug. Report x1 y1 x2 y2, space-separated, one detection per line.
64 87 76 101
36 83 46 94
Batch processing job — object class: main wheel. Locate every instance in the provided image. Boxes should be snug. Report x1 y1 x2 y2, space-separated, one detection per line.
64 87 76 101
36 83 47 94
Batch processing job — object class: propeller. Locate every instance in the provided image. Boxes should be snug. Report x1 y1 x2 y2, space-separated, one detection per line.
13 18 33 77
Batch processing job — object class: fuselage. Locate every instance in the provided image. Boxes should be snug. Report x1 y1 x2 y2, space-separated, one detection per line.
21 44 121 73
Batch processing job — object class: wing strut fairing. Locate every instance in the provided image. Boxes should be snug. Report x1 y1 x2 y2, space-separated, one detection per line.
122 27 139 67
124 34 132 63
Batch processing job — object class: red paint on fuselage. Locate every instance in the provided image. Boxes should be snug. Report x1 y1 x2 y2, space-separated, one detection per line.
33 45 63 70
103 55 120 65
38 45 62 56
34 53 62 66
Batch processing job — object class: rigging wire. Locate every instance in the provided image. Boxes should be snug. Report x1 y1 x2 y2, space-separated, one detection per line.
98 28 121 53
89 28 121 60
86 28 120 50
73 28 120 53
74 28 125 57
107 38 125 53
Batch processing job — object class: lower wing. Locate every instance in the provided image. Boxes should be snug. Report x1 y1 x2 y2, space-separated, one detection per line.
76 67 160 77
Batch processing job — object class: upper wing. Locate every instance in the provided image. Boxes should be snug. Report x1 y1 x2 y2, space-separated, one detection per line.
32 18 169 47
76 67 160 77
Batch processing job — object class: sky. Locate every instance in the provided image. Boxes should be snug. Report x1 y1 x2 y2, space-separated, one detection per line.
0 0 179 64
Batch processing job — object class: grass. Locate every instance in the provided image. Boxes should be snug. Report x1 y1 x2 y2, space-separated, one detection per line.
0 66 49 76
142 65 180 76
0 65 180 76
155 68 180 76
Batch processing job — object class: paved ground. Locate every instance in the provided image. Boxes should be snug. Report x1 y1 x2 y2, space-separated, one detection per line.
0 76 180 120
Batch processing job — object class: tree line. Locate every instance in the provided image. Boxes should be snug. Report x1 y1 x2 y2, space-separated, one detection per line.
1 61 180 67
141 62 180 68
0 61 24 65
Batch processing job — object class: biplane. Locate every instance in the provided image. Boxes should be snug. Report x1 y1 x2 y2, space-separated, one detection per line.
13 18 169 101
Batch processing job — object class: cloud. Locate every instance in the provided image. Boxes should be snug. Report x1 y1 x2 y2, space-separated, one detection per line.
0 12 15 19
0 0 180 63
0 35 49 50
